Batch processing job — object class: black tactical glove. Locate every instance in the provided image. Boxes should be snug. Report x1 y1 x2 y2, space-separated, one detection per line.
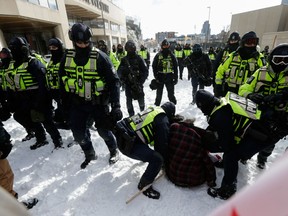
263 93 283 105
110 103 123 122
247 93 264 104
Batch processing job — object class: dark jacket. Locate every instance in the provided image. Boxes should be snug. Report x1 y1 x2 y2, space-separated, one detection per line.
167 121 216 187
117 53 148 85
152 50 178 82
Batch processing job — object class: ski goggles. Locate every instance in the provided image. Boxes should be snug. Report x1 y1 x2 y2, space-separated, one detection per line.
271 55 288 65
244 38 259 46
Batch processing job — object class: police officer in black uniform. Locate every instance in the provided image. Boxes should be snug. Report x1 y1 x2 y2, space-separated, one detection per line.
59 23 122 168
6 37 63 150
152 39 178 106
46 37 70 129
117 40 148 116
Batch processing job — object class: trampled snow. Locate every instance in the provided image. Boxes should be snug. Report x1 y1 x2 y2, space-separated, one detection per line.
4 53 287 216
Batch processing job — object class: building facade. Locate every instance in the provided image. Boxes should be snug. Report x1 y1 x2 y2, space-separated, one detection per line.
0 0 127 55
230 2 288 49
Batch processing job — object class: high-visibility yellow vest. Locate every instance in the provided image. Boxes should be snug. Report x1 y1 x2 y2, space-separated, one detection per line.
210 91 261 143
5 58 39 91
61 49 106 101
127 106 165 145
46 61 60 90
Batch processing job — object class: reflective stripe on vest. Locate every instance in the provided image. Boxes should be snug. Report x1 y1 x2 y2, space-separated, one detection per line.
158 53 174 73
225 54 258 89
128 106 165 145
0 69 7 91
62 49 105 100
5 59 39 91
46 61 60 89
210 92 261 143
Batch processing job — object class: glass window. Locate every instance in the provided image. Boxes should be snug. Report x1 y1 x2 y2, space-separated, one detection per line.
28 0 39 4
39 0 49 7
48 0 58 10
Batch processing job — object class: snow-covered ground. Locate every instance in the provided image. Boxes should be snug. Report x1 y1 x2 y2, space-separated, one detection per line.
4 53 288 216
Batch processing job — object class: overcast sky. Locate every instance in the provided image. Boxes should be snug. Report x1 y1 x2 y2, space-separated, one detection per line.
115 0 282 39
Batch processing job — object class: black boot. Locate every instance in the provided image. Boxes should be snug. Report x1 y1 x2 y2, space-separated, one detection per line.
22 130 35 142
207 184 236 200
138 182 160 200
30 140 49 150
109 149 119 164
22 198 39 209
81 149 97 169
53 138 64 149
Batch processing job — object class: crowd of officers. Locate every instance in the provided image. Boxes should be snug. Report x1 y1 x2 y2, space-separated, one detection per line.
1 21 288 202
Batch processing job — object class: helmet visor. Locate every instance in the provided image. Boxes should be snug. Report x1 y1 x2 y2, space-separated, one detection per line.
272 55 288 65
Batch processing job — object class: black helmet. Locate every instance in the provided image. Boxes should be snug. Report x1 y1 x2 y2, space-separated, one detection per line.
8 37 30 60
192 44 202 53
228 32 240 43
241 31 259 47
268 43 288 73
125 40 136 53
161 39 170 49
48 37 64 50
161 102 176 120
69 23 92 42
195 90 219 116
97 40 107 52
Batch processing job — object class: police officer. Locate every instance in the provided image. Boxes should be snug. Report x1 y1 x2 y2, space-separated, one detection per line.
214 31 266 97
213 32 241 74
138 44 150 69
195 90 275 200
116 44 127 62
6 37 62 150
239 43 288 169
114 102 176 199
59 23 122 168
97 40 120 70
174 43 185 80
117 40 148 116
46 37 70 129
183 44 212 104
152 39 178 106
0 48 35 142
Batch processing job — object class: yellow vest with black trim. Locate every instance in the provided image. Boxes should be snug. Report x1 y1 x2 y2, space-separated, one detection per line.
46 61 60 90
127 106 165 146
5 58 39 91
61 49 106 101
210 91 261 143
209 53 216 61
157 53 174 73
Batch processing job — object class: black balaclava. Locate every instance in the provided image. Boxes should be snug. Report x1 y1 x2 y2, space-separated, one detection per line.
269 43 288 73
48 38 64 63
69 23 93 65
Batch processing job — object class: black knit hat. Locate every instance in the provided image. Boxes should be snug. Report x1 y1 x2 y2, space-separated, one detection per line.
195 90 219 115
